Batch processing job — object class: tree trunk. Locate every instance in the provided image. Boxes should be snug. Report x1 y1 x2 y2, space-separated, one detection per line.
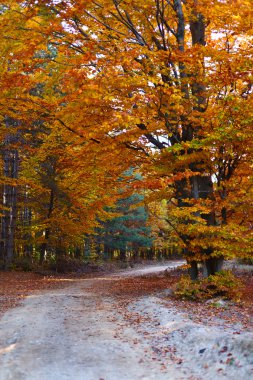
205 257 224 276
23 190 33 259
119 247 126 261
103 243 112 260
174 9 223 279
147 247 155 261
2 148 19 270
74 246 81 259
84 236 91 258
187 259 199 281
39 189 54 264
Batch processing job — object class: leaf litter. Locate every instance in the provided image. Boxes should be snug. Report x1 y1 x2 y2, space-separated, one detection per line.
0 264 253 379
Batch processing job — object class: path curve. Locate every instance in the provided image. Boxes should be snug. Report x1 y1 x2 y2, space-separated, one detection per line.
0 263 252 380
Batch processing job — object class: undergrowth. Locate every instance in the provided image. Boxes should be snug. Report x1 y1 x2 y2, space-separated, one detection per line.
174 270 243 302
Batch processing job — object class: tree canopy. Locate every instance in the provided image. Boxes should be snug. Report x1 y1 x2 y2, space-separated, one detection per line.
0 1 252 275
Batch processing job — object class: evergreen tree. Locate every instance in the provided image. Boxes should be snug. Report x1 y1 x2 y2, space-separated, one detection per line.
96 192 152 261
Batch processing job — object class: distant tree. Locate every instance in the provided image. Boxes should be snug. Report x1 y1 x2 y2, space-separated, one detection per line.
96 181 153 261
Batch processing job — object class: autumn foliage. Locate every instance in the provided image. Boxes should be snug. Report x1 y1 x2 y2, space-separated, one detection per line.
174 270 243 301
0 1 252 276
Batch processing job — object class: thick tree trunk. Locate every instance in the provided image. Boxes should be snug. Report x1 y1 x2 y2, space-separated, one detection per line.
176 180 200 279
205 257 224 276
187 259 199 281
173 8 223 279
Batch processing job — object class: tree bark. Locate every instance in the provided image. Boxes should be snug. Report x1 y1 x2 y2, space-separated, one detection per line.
178 6 223 279
39 189 54 264
119 247 127 261
1 148 19 270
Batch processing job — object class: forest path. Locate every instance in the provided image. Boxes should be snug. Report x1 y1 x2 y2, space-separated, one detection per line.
0 262 252 380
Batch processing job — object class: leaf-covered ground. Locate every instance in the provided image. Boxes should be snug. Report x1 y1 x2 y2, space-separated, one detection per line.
0 261 119 317
0 263 252 380
1 264 252 331
100 269 253 332
0 272 71 318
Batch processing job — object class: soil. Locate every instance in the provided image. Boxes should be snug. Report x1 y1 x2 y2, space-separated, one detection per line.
0 262 252 380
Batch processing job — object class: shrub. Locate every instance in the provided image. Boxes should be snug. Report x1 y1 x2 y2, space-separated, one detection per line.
54 257 103 273
174 270 243 301
55 257 83 273
12 257 33 272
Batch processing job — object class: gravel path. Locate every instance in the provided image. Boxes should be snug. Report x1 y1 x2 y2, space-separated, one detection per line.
0 263 252 380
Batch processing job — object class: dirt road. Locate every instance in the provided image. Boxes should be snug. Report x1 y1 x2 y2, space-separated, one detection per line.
0 263 252 380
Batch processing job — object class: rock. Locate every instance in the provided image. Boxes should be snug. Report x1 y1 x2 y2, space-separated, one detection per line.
162 289 174 297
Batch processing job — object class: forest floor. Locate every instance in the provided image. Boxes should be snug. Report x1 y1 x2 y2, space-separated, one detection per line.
0 261 253 380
